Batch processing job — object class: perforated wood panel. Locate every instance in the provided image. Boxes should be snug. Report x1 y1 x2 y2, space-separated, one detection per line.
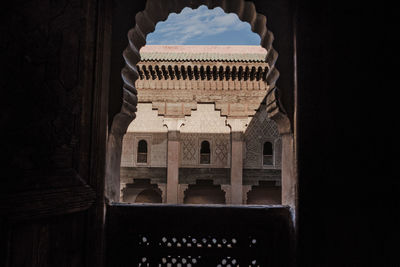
106 205 294 267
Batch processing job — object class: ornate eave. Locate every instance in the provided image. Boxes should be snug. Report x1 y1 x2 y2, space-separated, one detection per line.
136 46 270 118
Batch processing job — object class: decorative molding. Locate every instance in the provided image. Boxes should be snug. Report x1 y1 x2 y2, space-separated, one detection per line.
178 168 230 185
154 102 197 117
137 62 269 82
137 79 268 91
243 169 281 186
163 117 186 131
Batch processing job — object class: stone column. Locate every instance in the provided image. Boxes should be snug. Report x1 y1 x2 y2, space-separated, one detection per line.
242 185 252 204
163 118 185 204
158 183 167 203
178 184 189 204
226 118 249 205
120 183 127 202
221 185 232 204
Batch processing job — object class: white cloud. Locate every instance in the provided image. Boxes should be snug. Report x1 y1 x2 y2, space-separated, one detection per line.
146 5 256 45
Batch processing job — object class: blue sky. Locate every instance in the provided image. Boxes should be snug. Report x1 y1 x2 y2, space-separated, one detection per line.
146 5 260 45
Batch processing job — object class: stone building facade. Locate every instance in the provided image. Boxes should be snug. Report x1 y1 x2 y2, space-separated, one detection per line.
120 45 282 204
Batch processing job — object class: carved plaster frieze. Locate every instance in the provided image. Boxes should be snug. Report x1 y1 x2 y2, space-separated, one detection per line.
138 90 265 117
136 79 268 92
180 104 230 134
215 102 261 117
139 89 267 103
153 102 197 117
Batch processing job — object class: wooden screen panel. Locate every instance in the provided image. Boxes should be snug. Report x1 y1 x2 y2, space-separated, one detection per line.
106 205 295 267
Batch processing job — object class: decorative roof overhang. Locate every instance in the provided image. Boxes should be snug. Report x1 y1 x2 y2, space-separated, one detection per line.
136 45 270 118
140 45 268 62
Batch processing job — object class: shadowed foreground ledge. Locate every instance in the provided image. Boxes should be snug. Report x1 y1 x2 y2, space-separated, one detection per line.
106 204 295 267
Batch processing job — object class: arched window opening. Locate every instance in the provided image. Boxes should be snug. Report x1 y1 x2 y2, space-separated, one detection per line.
200 140 211 164
116 2 295 209
263 141 273 166
137 140 148 163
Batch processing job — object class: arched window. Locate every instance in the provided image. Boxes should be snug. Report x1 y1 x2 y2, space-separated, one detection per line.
137 140 148 163
263 141 273 166
200 140 211 164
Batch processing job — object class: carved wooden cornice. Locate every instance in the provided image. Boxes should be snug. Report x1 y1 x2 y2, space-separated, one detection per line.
136 60 270 117
137 61 269 82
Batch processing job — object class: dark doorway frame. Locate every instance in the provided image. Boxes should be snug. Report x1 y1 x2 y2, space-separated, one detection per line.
89 0 298 266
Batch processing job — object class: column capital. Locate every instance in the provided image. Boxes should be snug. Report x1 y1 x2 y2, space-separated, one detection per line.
163 117 185 131
226 117 250 132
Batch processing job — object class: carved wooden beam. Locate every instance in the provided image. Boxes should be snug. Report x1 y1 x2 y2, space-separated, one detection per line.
137 62 270 82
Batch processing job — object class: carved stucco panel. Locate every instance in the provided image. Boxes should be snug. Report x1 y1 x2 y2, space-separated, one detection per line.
180 104 231 168
127 103 167 133
180 104 230 134
244 105 281 169
180 133 230 168
213 135 230 168
181 134 198 166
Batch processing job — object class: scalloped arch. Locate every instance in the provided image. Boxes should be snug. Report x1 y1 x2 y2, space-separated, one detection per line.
111 0 289 136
